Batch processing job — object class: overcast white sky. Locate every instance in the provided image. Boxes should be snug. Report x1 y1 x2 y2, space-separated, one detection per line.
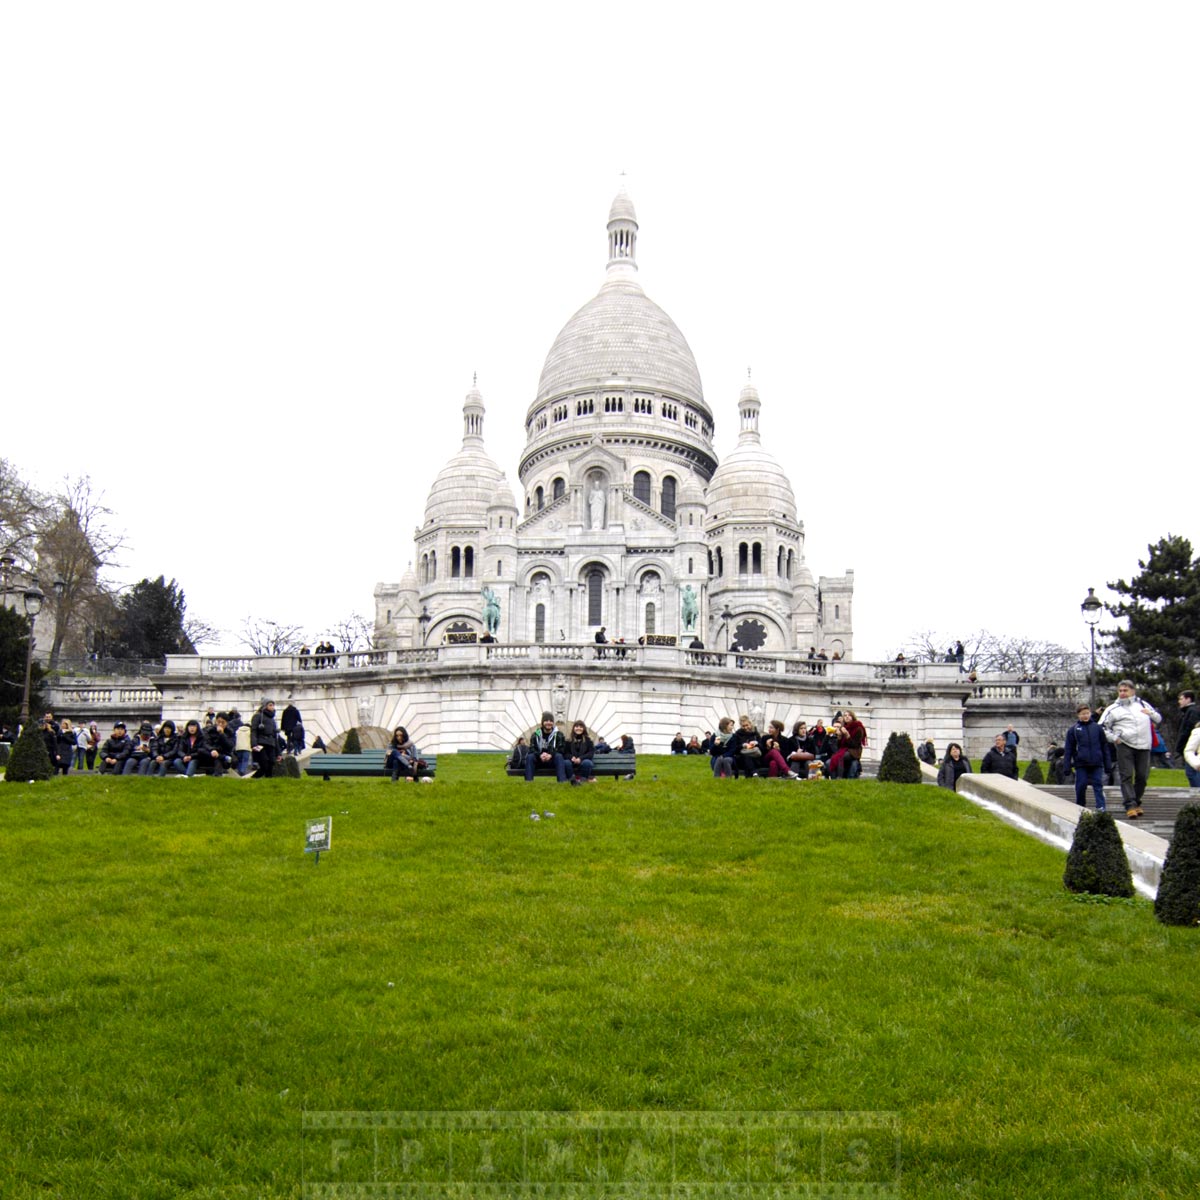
3 2 1196 660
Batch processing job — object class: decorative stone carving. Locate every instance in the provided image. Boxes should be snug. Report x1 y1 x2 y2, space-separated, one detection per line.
681 584 698 631
357 697 374 727
588 480 606 530
552 674 569 724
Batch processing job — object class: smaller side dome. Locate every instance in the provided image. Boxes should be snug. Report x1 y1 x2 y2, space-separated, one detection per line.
705 381 797 522
424 381 512 525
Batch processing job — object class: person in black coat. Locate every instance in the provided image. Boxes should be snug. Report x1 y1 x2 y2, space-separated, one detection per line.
97 723 132 775
150 720 180 776
937 743 971 790
203 714 236 776
980 734 1017 779
251 700 279 778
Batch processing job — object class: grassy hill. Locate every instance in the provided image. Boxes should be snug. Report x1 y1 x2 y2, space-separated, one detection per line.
2 755 1197 1198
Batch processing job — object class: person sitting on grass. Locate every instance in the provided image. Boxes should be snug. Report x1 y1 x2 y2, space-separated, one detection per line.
386 726 421 782
150 720 180 776
565 720 595 784
618 733 635 753
710 717 736 778
787 721 818 773
685 735 703 754
526 712 568 782
937 743 971 790
124 723 158 775
763 720 799 778
176 719 207 776
827 710 867 778
726 714 764 780
204 713 236 777
97 722 132 775
670 733 686 754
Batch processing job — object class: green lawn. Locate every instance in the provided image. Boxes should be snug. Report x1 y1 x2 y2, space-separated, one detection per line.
2 755 1198 1198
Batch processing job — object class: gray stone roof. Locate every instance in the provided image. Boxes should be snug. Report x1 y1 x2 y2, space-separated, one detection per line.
534 277 705 407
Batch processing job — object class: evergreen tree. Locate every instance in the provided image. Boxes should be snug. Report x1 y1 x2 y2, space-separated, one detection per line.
279 754 302 779
341 728 362 754
1023 759 1044 784
1063 811 1135 897
1105 534 1200 742
1154 804 1200 926
105 576 196 661
0 605 46 729
877 731 922 783
4 721 54 782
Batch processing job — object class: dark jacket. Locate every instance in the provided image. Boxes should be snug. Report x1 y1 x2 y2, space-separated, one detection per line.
937 754 971 790
251 707 278 748
981 746 1017 778
153 731 180 763
727 727 762 758
530 726 566 757
99 733 132 765
670 737 686 754
204 725 235 758
917 741 937 765
178 731 205 763
280 704 302 734
1177 703 1199 756
1064 719 1111 771
565 735 594 761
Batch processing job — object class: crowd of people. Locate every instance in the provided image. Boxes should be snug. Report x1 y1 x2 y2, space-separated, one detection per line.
509 715 634 784
667 712 868 780
921 685 1200 820
2 701 313 779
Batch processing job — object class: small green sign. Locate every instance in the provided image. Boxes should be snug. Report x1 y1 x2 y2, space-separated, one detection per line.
305 816 332 855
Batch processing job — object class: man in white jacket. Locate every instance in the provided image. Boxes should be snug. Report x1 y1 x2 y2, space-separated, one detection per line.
1099 680 1162 819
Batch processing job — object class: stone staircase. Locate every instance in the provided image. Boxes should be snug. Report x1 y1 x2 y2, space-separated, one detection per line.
1037 784 1198 842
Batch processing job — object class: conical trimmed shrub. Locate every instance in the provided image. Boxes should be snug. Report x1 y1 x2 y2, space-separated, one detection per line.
4 723 54 783
1063 810 1134 897
1023 759 1044 784
278 754 302 779
341 727 362 755
1155 804 1200 926
877 731 922 783
0 743 10 769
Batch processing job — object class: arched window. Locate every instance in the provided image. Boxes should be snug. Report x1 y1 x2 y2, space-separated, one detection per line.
497 559 503 575
752 543 763 574
421 554 428 583
787 549 794 579
688 557 694 574
464 547 474 578
535 486 544 510
645 602 656 635
552 477 565 501
535 604 546 643
707 550 713 576
587 569 604 626
717 547 724 577
451 546 462 578
661 476 677 520
738 543 749 575
777 547 784 577
429 551 437 580
835 604 840 620
633 471 651 505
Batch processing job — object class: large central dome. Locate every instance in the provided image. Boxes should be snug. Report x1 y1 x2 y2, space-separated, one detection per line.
535 277 705 407
530 187 708 415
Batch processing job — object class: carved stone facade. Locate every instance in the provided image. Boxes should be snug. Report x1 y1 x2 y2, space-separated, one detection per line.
374 189 854 657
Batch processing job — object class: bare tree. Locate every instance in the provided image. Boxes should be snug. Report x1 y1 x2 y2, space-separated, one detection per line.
238 617 305 657
38 476 126 669
897 628 1087 676
0 459 44 568
330 612 375 653
183 616 221 651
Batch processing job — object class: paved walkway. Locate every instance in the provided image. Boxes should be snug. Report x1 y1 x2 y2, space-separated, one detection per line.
1037 784 1198 842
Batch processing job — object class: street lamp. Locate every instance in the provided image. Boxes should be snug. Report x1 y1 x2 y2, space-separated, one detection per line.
1081 586 1102 711
0 551 15 613
720 606 733 651
418 605 432 646
18 581 45 729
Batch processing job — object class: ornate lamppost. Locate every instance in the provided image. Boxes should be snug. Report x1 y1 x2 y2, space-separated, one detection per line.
16 577 66 730
1081 586 1102 711
418 606 432 646
720 606 733 651
0 550 15 613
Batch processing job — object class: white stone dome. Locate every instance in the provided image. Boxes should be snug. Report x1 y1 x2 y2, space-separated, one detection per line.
424 384 513 525
705 382 797 521
534 277 706 408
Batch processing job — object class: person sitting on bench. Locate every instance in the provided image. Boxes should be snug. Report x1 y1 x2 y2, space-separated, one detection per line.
526 712 568 782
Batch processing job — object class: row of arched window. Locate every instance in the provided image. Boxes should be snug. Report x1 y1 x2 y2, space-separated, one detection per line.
421 545 477 582
707 544 795 579
524 399 712 438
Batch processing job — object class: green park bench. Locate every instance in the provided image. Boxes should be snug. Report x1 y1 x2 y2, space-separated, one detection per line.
304 751 437 782
505 751 636 780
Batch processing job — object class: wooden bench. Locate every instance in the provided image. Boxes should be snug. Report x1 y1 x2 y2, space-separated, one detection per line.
505 751 636 780
304 751 437 781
